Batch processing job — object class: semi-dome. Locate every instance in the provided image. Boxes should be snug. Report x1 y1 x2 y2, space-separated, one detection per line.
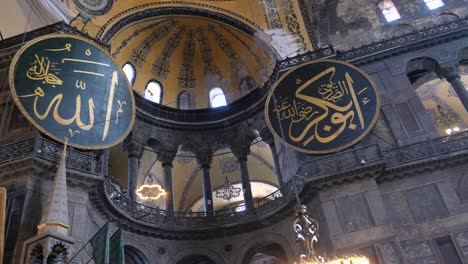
110 16 276 109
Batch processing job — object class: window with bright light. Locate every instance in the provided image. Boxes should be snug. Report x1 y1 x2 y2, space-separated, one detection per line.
178 91 192 110
209 87 227 108
122 63 136 85
144 81 162 104
379 0 401 22
424 0 444 10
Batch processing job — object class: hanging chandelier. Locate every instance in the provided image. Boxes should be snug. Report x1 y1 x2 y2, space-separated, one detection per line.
293 205 369 264
215 176 241 201
135 175 165 200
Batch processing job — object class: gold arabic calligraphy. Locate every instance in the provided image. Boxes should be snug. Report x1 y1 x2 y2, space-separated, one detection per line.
26 55 63 86
273 67 369 147
21 41 125 142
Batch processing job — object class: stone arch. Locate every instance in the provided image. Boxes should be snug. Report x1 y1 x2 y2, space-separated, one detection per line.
169 247 227 264
241 241 289 264
435 12 460 25
123 232 163 264
405 57 439 85
235 232 294 264
176 254 216 264
391 23 417 36
125 245 150 264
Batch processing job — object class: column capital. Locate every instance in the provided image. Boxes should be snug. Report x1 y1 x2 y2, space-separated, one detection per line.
158 151 176 167
196 149 213 168
437 62 460 80
123 139 142 158
259 129 275 146
231 144 250 161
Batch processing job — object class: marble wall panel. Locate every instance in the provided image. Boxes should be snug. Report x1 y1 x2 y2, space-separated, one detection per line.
336 193 374 232
404 184 449 222
454 231 468 261
378 242 402 264
400 240 437 264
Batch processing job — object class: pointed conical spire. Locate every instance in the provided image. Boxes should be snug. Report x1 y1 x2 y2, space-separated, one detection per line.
37 143 70 235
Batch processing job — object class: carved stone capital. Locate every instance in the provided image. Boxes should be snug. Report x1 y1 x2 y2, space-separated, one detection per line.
438 62 460 80
124 140 143 158
231 144 250 161
259 129 275 146
158 151 176 167
196 149 213 168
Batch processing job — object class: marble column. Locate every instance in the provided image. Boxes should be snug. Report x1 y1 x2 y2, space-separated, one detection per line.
125 140 142 201
439 63 468 112
201 164 214 213
197 151 214 214
233 145 254 213
261 132 284 186
158 152 175 211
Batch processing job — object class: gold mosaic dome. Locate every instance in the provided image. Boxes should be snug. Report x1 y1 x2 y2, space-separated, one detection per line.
110 16 276 109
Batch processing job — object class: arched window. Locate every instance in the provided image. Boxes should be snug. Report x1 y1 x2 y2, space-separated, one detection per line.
125 245 150 264
122 63 136 85
144 80 162 104
424 0 444 10
378 0 401 22
209 87 227 108
178 91 192 110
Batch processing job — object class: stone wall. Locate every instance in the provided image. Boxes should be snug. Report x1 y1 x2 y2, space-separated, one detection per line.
301 0 468 50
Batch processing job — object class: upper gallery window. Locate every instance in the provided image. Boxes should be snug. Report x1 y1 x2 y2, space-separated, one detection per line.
122 63 136 85
209 88 227 108
379 0 401 22
178 91 192 110
424 0 445 10
144 81 162 104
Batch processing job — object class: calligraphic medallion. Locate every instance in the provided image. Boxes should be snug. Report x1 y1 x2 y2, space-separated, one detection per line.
9 34 135 149
265 59 380 154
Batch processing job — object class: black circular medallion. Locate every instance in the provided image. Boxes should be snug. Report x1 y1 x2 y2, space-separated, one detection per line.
265 59 380 154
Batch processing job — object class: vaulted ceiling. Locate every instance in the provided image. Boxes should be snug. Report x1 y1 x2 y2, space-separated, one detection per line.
61 0 313 108
110 16 275 109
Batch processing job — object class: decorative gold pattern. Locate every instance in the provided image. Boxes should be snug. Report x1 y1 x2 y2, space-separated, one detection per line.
130 19 177 67
152 25 187 79
177 30 196 88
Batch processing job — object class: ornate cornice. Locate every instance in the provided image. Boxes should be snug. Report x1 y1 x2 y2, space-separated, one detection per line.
98 5 261 43
335 17 468 65
89 132 468 238
89 177 298 240
0 133 106 178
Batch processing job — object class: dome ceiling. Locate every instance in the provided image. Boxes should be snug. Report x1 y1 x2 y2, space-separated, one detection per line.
110 16 276 109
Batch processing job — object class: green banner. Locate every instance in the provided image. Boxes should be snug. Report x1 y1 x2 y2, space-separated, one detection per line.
90 223 109 264
9 34 135 149
109 228 125 264
265 59 380 154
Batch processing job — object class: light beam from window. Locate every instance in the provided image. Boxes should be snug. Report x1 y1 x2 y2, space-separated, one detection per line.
424 0 444 10
122 63 136 85
144 81 162 104
379 0 401 22
209 88 227 108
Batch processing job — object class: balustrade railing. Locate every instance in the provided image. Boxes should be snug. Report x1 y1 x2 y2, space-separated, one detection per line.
102 132 468 228
336 17 468 62
382 131 468 166
298 144 383 179
103 175 300 228
0 134 105 176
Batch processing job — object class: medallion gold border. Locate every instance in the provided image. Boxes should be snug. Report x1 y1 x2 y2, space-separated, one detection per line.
8 34 136 150
264 59 381 155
